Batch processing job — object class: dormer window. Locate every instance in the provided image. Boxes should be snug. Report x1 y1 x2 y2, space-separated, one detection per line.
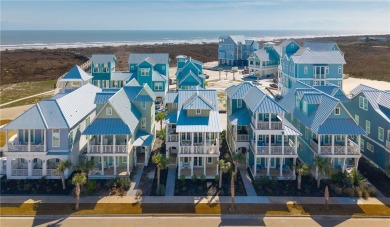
196 109 201 115
237 99 242 108
334 107 340 115
106 107 112 115
140 68 150 76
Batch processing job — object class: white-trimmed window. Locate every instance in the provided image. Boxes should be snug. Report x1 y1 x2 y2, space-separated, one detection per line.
106 107 112 115
378 127 384 141
193 157 203 167
183 157 189 164
141 118 146 129
336 135 342 141
181 132 191 141
52 129 60 147
23 129 35 143
359 96 368 110
102 67 108 73
360 138 364 151
162 66 165 70
141 102 146 109
154 82 163 90
366 120 370 134
304 66 308 74
207 157 213 164
140 68 150 76
305 127 309 139
237 99 242 108
334 107 340 115
69 131 74 146
354 115 359 124
196 109 201 115
367 142 374 152
338 66 342 74
86 116 91 126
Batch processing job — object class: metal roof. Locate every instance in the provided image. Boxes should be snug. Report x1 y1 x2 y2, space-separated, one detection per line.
166 92 178 103
38 100 68 128
94 92 115 105
183 93 214 110
179 71 202 85
177 59 202 75
91 54 116 64
3 105 47 130
350 84 376 96
291 49 346 64
226 82 253 99
278 39 297 48
243 86 286 113
128 53 169 64
302 93 323 104
165 112 177 124
152 71 167 82
284 120 301 136
229 35 246 44
133 131 154 146
229 108 251 126
83 118 131 135
252 50 270 61
315 85 349 103
303 41 339 51
111 72 132 81
61 65 92 81
318 119 366 135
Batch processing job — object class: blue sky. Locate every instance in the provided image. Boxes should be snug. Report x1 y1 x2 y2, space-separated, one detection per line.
1 0 389 32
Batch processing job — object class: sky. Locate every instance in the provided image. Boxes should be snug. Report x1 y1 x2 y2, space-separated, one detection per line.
1 0 389 32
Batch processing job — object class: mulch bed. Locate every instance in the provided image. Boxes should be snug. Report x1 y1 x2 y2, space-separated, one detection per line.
0 177 73 195
358 157 390 197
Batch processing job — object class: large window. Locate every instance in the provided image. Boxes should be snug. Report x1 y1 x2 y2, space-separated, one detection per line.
140 68 150 76
52 129 60 147
193 132 202 144
193 157 203 167
314 66 326 79
154 82 163 90
367 142 374 152
359 96 368 110
365 120 371 134
181 132 191 141
141 118 146 129
378 127 384 141
23 129 35 143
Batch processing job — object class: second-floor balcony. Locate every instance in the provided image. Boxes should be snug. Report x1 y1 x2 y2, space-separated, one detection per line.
87 135 129 154
179 145 219 155
167 124 178 142
256 121 283 130
310 138 360 155
252 113 284 130
7 134 46 152
253 139 297 156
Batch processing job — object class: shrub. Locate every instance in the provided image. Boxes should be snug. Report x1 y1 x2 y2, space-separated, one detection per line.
105 179 115 189
200 174 206 183
191 175 198 183
180 175 186 185
86 180 97 195
214 175 220 184
156 185 165 196
116 177 131 191
254 176 269 187
344 187 355 197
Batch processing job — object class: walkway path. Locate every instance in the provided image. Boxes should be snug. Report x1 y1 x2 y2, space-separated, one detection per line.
0 90 56 108
165 167 176 196
239 168 257 196
127 167 144 196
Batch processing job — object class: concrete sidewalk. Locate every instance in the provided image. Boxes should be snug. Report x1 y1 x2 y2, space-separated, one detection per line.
239 168 257 196
165 168 176 196
127 167 144 196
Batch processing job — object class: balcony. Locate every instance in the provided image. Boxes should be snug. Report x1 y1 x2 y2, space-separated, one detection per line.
179 145 219 155
253 139 297 156
167 134 178 142
236 134 249 142
89 145 127 154
255 121 283 130
7 144 45 152
87 135 128 154
310 139 360 155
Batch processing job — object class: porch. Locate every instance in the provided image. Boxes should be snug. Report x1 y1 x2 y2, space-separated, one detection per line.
6 130 46 152
87 134 129 154
310 135 361 155
87 156 131 178
251 113 284 130
177 156 219 179
8 157 64 178
250 156 297 180
251 167 296 180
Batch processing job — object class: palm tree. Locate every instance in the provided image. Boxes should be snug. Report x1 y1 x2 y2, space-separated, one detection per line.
313 156 332 188
155 112 166 132
230 171 236 211
296 163 310 190
225 70 229 79
152 153 168 190
54 160 72 190
232 153 246 182
218 68 223 80
72 172 87 211
218 159 231 189
255 71 261 82
231 69 238 81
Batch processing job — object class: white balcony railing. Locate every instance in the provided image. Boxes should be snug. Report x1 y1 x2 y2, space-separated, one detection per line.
236 134 249 142
310 139 360 155
46 169 60 176
256 145 296 155
11 169 28 176
89 145 127 153
180 145 218 155
255 121 283 130
32 169 42 176
167 135 178 142
7 144 45 152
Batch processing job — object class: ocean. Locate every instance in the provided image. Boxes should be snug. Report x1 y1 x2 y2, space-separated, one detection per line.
0 30 387 51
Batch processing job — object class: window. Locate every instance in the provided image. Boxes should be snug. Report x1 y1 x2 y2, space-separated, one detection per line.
141 102 146 109
334 107 340 115
69 131 74 146
130 66 134 70
366 120 370 134
102 67 108 73
338 66 342 74
367 142 374 152
141 118 146 129
154 82 163 90
140 68 150 76
181 132 191 141
304 66 308 74
360 138 364 151
302 101 308 113
295 96 300 108
207 157 213 164
23 129 35 143
194 157 203 167
305 127 309 139
291 44 295 48
378 127 384 141
359 96 368 110
325 66 329 74
52 129 60 147
93 67 100 73
336 135 342 141
237 99 242 108
355 115 359 124
338 81 342 87
183 157 189 164
196 109 201 115
86 116 91 126
106 107 112 115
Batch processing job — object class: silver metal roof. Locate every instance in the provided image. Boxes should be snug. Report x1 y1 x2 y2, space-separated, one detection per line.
111 72 132 81
291 49 346 64
91 54 116 64
128 53 169 64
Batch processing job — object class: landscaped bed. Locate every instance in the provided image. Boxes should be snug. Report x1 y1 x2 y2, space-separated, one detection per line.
358 157 390 197
0 177 73 195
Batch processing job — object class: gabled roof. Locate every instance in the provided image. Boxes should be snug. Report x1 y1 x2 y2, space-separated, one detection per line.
183 93 214 110
177 59 202 75
111 72 132 81
3 105 48 130
128 53 169 64
314 85 349 103
61 65 92 81
179 70 202 85
278 39 297 48
133 131 154 146
229 35 246 44
290 48 346 64
243 86 286 113
252 50 270 61
94 92 115 105
83 118 131 135
91 54 116 64
152 70 167 82
303 41 340 51
121 79 156 102
166 92 178 103
226 82 253 99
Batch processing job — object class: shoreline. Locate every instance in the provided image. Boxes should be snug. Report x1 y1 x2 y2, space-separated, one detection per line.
1 33 389 51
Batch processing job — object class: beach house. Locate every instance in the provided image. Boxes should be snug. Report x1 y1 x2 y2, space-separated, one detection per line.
226 82 300 180
218 35 259 66
128 53 169 100
82 79 156 178
58 65 92 93
345 85 390 172
278 41 345 95
279 82 365 179
247 42 280 77
2 84 101 179
90 54 132 89
175 55 205 89
165 88 222 179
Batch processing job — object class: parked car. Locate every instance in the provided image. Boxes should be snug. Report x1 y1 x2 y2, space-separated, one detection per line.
204 74 210 79
155 99 163 110
269 83 278 89
252 80 261 86
241 69 249 74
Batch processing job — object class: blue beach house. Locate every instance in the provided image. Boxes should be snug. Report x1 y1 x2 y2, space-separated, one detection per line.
218 35 259 66
176 55 205 89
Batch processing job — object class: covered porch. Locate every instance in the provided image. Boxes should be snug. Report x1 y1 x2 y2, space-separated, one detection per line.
177 156 219 179
133 131 154 167
249 156 297 180
87 155 131 178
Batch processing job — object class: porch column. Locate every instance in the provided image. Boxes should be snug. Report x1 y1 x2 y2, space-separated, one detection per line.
354 158 359 170
28 129 31 152
191 132 194 154
42 159 47 176
87 137 90 153
216 162 219 177
178 158 181 177
235 125 237 142
113 135 116 153
191 157 194 176
268 134 271 155
113 156 117 175
294 136 298 155
204 132 206 153
279 158 283 177
43 129 46 151
217 133 220 149
357 135 361 153
203 157 206 176
317 134 321 154
344 135 348 155
4 130 8 151
267 158 270 176
255 113 258 129
254 157 257 175
342 158 346 172
126 155 130 174
293 158 297 176
331 135 335 154
254 132 258 155
268 113 271 129
28 159 32 177
101 156 104 175
281 134 285 155
100 135 104 153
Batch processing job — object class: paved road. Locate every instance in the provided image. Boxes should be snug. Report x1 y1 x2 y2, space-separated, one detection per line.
1 215 389 227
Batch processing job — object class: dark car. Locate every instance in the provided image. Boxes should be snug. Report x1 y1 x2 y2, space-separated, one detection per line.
204 74 210 79
269 83 278 89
